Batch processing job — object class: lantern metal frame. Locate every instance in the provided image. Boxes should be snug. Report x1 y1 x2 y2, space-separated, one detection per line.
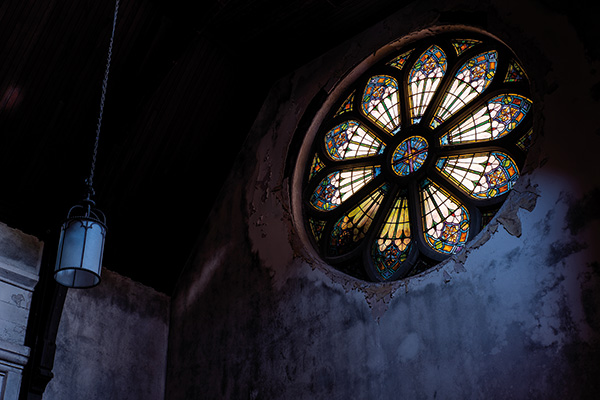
54 0 119 288
54 195 107 288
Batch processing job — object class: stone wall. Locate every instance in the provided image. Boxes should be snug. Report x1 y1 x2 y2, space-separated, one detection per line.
44 269 170 400
167 0 600 399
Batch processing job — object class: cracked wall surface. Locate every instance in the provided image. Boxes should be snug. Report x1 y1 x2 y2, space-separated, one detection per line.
167 1 600 398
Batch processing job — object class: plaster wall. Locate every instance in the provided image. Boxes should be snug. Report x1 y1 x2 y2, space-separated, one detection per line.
44 269 170 400
167 1 600 399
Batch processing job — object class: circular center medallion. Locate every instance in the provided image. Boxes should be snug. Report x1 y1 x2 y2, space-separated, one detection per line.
391 136 428 176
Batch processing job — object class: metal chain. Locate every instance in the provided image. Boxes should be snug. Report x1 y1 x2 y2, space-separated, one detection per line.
87 0 120 195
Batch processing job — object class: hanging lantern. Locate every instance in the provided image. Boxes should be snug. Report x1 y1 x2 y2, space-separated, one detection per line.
54 0 119 288
54 197 106 288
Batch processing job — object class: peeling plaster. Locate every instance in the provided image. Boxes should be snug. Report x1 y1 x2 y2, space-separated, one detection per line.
495 177 540 238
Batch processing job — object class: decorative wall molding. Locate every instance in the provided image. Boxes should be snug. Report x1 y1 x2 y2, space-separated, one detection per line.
0 222 42 400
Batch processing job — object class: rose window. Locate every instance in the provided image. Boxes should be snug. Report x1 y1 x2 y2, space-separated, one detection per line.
302 33 533 282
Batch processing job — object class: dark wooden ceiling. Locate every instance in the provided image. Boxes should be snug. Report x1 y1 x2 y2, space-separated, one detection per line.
0 0 415 294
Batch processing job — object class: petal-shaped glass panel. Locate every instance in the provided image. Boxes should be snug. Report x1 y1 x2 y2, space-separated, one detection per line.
329 184 388 256
310 166 381 211
440 94 532 145
430 51 498 128
334 91 355 117
387 49 414 70
361 75 401 134
324 121 384 161
436 151 520 199
308 153 325 181
451 39 481 55
408 45 447 124
420 179 470 254
371 193 411 280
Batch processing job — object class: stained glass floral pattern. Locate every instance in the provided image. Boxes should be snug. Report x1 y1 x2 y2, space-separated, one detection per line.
408 45 447 124
440 94 532 145
329 185 388 256
310 166 380 211
420 179 470 254
436 152 520 199
361 75 401 134
324 121 384 161
371 194 411 279
431 51 498 128
303 34 533 282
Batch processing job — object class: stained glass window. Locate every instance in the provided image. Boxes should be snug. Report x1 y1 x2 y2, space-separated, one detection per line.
302 32 533 282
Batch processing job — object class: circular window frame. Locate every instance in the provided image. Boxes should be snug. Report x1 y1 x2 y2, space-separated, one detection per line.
291 26 533 283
